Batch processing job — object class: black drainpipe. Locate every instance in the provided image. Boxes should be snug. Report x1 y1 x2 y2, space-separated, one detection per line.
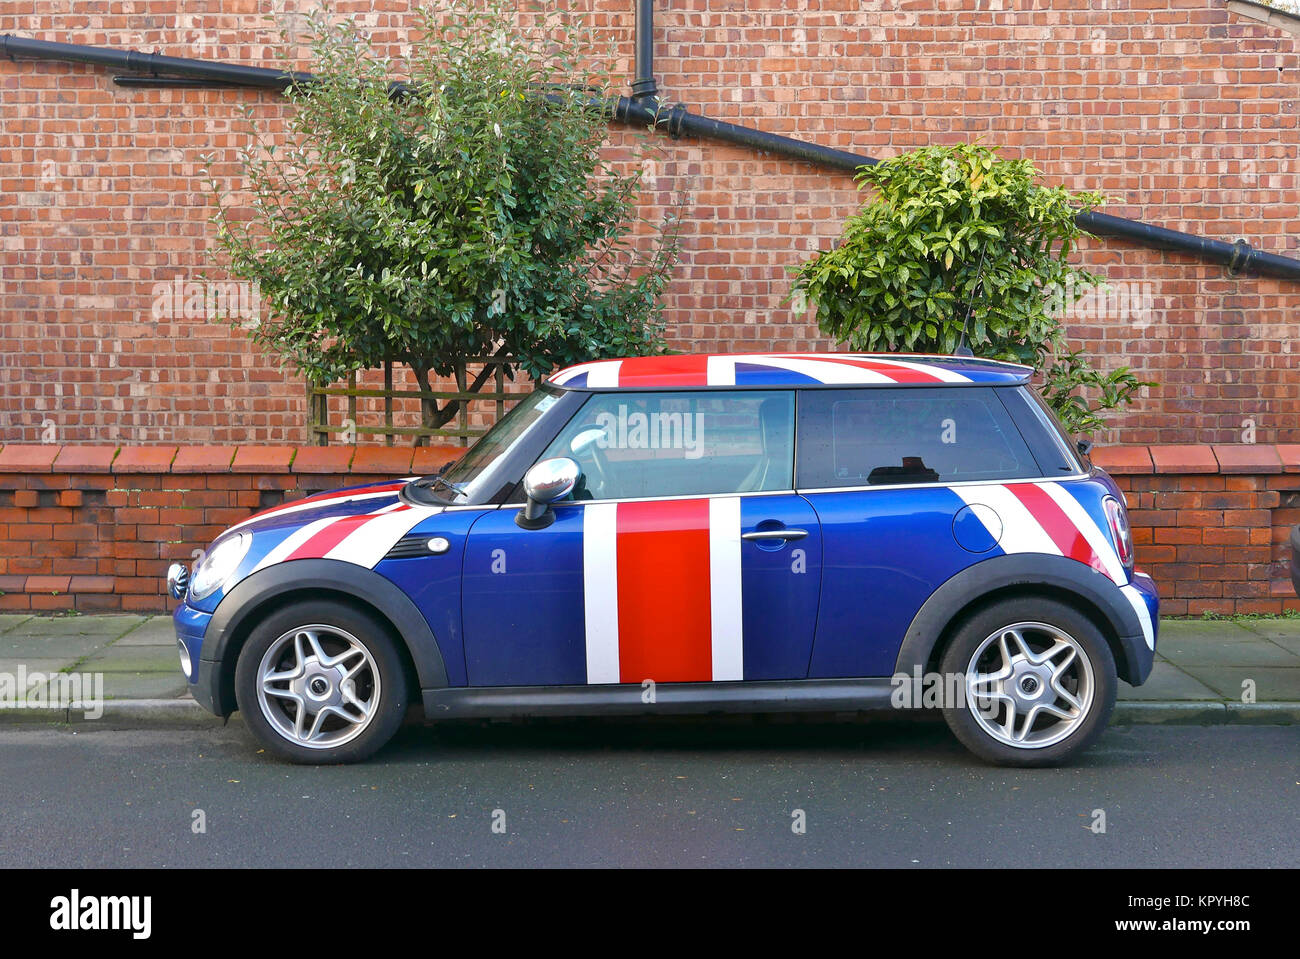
630 0 658 101
5 28 1300 283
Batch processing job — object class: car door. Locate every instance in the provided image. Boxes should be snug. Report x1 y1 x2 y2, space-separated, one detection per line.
795 386 1047 678
461 389 822 686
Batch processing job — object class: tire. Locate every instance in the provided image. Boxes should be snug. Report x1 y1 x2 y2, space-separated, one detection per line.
939 597 1117 767
234 599 409 764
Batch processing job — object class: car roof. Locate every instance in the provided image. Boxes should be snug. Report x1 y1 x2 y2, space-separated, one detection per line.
546 353 1032 390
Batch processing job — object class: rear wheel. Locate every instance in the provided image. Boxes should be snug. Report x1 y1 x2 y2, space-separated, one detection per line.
234 599 408 764
939 597 1116 767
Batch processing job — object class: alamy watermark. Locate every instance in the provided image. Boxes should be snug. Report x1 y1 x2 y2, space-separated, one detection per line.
151 276 261 326
1045 277 1158 328
890 667 997 715
0 667 104 719
593 405 705 459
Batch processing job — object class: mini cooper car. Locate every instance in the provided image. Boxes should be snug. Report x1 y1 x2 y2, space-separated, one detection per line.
170 353 1158 766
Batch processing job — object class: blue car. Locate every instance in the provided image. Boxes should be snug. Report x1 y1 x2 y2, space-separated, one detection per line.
170 353 1158 766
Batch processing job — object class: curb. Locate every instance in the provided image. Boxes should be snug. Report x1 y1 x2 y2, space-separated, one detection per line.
1111 700 1300 725
0 698 231 728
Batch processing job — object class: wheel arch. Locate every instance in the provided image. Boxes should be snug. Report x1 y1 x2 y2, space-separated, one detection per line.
896 554 1152 686
199 559 449 716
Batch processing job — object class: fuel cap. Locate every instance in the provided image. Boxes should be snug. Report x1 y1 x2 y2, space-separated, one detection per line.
952 503 1001 553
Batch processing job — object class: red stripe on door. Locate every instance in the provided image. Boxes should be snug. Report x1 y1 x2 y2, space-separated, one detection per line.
1006 484 1106 575
284 505 408 561
615 499 714 682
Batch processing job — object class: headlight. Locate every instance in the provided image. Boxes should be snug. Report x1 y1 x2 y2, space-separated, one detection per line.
188 532 252 600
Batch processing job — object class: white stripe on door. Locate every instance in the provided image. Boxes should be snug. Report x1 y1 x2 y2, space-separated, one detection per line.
583 502 621 683
708 497 744 681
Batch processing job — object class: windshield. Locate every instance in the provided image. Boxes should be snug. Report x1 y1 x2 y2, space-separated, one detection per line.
410 385 562 504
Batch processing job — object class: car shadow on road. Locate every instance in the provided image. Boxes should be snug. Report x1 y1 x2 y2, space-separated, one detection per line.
380 712 962 761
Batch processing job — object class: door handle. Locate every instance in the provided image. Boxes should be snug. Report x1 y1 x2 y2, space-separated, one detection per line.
741 528 808 542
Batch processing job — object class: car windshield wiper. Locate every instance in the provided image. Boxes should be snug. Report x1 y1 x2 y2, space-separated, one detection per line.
425 474 466 499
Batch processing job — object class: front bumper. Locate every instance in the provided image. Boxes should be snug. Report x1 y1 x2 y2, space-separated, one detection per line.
173 601 223 716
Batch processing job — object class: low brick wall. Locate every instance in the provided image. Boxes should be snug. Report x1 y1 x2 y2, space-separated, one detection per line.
0 444 465 613
1091 445 1300 616
0 443 1296 616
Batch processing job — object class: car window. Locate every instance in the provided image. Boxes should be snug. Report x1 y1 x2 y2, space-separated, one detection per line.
432 386 561 502
796 387 1040 489
539 390 795 500
1000 385 1085 475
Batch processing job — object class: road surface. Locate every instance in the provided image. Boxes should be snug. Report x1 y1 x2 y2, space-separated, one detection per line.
0 718 1293 867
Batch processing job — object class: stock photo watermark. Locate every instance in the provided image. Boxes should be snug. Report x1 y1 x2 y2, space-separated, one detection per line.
889 667 998 714
592 405 705 459
1046 277 1159 328
49 890 151 940
151 277 261 326
0 667 104 719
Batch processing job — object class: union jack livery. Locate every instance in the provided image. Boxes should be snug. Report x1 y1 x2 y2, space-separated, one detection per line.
171 352 1159 766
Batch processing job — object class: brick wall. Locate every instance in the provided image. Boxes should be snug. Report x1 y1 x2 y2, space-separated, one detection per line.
0 443 465 613
2 1 1299 448
0 442 1295 615
1092 443 1300 615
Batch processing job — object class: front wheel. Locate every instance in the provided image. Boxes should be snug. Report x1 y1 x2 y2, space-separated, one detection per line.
939 598 1117 767
234 599 409 764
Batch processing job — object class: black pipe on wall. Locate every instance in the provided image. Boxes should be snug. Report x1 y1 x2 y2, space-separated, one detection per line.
5 31 1300 282
630 0 658 100
2 34 309 88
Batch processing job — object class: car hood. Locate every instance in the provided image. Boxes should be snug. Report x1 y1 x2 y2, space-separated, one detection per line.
222 478 447 579
230 479 417 536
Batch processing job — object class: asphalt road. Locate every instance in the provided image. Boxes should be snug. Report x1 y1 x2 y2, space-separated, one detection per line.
0 718 1294 868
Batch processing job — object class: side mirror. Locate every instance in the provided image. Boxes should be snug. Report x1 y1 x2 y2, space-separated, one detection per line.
516 457 580 530
1076 438 1094 458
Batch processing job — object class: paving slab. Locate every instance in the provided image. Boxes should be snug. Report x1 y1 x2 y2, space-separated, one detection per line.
1238 619 1300 639
1156 636 1299 668
100 673 191 700
0 659 74 675
1116 661 1220 701
113 616 177 646
1179 666 1300 702
1239 620 1300 656
80 645 183 674
0 631 115 665
1158 620 1261 643
0 616 33 635
7 614 145 641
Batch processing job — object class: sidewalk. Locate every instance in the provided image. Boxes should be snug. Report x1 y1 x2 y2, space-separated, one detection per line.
0 613 1298 727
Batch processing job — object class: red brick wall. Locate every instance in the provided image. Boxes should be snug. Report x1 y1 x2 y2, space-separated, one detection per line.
2 1 1299 448
0 443 465 612
0 442 1295 615
1093 443 1300 615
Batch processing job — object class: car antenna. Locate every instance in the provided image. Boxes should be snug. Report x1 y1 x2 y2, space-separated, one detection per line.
954 244 988 358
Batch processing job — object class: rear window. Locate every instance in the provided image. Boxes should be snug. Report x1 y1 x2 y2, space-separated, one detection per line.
1000 386 1085 476
796 387 1041 489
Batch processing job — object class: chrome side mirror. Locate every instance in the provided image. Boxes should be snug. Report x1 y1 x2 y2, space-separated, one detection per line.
516 457 580 529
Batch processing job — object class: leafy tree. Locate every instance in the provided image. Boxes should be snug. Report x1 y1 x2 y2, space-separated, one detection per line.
206 0 680 439
790 142 1151 435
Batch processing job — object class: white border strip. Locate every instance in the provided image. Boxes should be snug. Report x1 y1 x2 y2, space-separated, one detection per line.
708 497 744 681
583 503 621 683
